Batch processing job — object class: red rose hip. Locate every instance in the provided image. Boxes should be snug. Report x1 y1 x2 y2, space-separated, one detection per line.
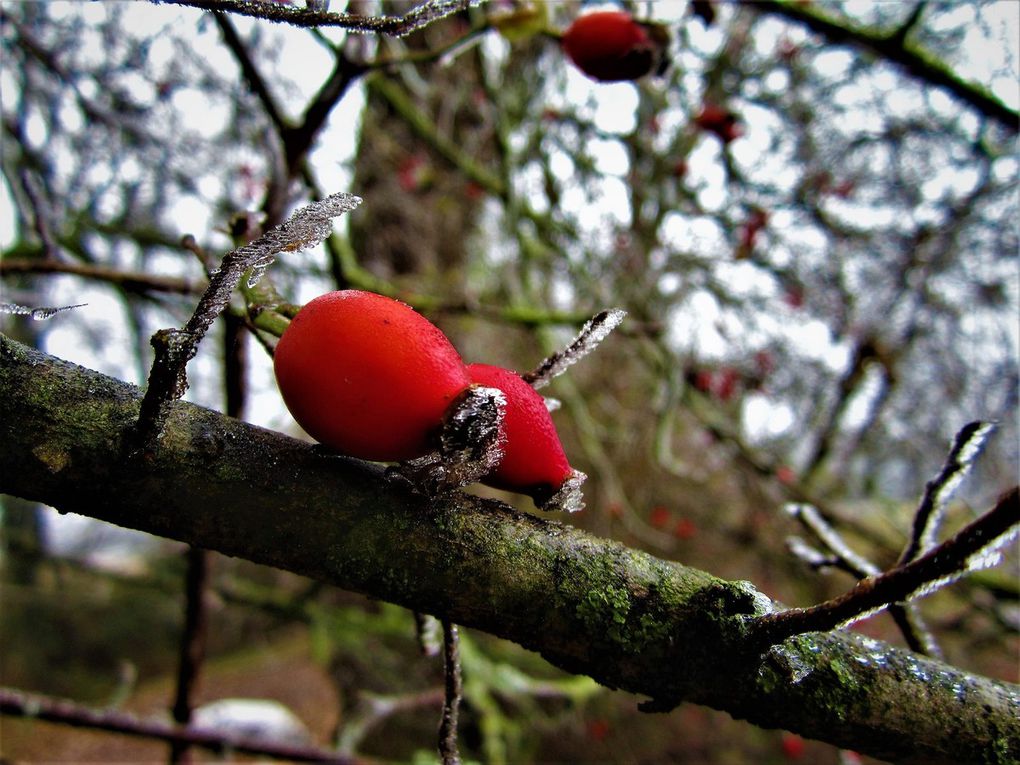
274 290 472 461
467 363 580 508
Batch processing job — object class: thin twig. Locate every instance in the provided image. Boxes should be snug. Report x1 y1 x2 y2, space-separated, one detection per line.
754 486 1019 646
523 309 627 389
0 257 205 295
133 192 360 445
899 421 996 565
169 547 211 764
437 620 462 765
785 503 941 656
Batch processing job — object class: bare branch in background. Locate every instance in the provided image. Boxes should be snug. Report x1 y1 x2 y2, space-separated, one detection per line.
750 0 1019 130
0 687 354 764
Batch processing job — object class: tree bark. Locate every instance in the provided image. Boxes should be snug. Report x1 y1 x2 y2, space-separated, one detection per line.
1 335 1017 764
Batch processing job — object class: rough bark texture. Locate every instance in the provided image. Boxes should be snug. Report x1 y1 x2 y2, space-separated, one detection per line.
1 335 1017 764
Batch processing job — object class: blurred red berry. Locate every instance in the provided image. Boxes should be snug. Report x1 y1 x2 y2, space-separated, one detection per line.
777 37 800 61
561 10 669 82
586 718 610 741
781 732 806 759
695 102 743 144
715 367 740 402
649 505 671 529
775 465 797 485
673 517 697 540
397 154 428 193
783 285 805 309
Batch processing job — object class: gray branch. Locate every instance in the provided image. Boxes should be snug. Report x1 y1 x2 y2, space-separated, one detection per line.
1 335 1017 765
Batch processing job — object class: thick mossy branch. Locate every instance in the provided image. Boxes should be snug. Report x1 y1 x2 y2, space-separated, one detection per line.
1 336 1017 765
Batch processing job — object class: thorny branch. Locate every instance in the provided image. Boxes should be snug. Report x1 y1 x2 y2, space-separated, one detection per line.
755 485 1019 646
133 192 360 445
154 0 479 36
0 687 354 764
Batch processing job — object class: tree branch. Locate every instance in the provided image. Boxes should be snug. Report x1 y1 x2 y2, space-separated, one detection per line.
1 335 1017 765
750 0 1018 131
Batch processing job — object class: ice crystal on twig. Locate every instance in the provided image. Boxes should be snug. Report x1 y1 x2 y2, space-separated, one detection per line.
524 308 626 390
755 427 1019 648
1 302 87 320
135 193 361 445
785 503 880 577
899 421 996 564
161 0 479 36
535 469 587 514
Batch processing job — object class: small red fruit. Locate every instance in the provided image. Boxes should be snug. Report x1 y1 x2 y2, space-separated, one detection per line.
561 10 668 82
649 505 671 529
673 517 697 540
274 290 472 462
694 102 743 144
467 363 575 504
780 732 806 759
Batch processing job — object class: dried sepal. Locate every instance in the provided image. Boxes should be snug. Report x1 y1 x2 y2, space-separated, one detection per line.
533 468 587 514
394 385 507 497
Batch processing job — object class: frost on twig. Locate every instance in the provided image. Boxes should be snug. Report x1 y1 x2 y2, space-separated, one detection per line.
785 503 880 577
754 422 1019 648
524 308 627 390
534 469 587 514
785 502 941 656
898 421 996 565
134 193 361 446
756 486 1019 647
160 0 479 36
0 302 87 320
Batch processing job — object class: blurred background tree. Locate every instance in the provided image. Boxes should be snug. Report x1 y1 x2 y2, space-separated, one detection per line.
1 1 1017 762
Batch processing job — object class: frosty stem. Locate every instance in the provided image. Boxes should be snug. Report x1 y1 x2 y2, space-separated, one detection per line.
754 486 1019 646
523 308 626 390
134 193 360 445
